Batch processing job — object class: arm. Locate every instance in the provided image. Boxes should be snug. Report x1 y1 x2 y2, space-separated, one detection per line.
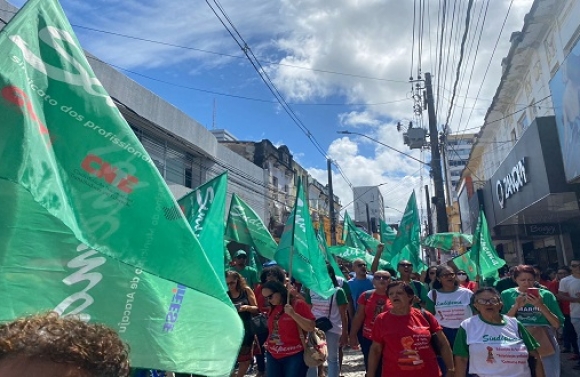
435 330 455 376
240 287 259 314
558 290 580 303
349 304 366 347
505 295 526 317
526 293 562 328
367 341 383 377
339 303 349 346
454 356 468 377
284 304 315 331
370 243 384 273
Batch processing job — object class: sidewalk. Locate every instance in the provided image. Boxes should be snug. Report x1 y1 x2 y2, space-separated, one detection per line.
561 352 580 377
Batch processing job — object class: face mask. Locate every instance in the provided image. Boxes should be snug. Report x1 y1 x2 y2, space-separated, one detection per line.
457 274 467 282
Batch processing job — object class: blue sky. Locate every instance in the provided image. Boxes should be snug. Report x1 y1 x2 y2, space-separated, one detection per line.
5 0 534 223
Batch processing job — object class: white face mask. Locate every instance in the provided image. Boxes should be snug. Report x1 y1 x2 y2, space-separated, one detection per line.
457 274 468 282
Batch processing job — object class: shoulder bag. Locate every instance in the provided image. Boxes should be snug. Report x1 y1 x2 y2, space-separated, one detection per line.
420 309 441 356
298 324 328 367
314 294 334 332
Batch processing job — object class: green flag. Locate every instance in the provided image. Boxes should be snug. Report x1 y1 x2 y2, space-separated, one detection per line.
470 210 506 280
329 245 392 272
178 172 228 289
275 178 335 298
317 227 342 278
450 252 478 280
225 193 277 260
379 219 396 262
421 232 473 251
0 0 242 374
343 211 381 251
390 191 427 272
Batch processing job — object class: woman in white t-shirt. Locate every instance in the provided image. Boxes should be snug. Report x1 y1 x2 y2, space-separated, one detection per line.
426 265 474 347
453 287 544 377
304 265 349 377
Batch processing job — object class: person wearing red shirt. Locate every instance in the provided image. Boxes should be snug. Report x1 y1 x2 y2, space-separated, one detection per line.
368 281 454 377
261 280 315 377
348 270 393 373
456 270 478 292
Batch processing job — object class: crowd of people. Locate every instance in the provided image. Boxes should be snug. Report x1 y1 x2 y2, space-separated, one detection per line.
1 247 579 377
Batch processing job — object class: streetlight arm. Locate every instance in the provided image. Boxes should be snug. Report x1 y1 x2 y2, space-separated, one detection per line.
337 130 430 167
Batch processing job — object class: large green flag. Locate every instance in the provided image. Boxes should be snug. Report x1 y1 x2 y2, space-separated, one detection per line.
379 220 396 262
0 0 242 374
390 191 427 272
450 211 505 281
470 210 506 280
177 172 228 290
225 193 277 260
329 245 392 271
275 178 335 298
421 232 473 251
451 252 478 280
343 211 381 251
317 227 343 278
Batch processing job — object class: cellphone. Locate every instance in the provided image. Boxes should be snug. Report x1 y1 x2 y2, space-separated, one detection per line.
234 303 242 310
527 288 539 298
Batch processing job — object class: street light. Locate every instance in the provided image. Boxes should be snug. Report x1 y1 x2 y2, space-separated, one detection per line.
337 130 430 167
384 205 404 214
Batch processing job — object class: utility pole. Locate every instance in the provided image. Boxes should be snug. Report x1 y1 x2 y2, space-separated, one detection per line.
424 184 434 265
327 159 337 245
425 72 449 233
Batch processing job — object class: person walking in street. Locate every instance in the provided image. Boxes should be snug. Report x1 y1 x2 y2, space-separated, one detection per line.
229 249 259 289
502 264 564 377
368 281 454 377
226 271 260 377
261 280 315 377
348 270 392 373
396 260 429 309
549 266 580 362
559 259 580 370
454 287 545 377
305 265 349 377
455 270 477 292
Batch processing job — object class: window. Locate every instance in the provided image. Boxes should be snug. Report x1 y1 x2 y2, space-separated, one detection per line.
510 129 517 145
518 112 530 132
272 176 278 191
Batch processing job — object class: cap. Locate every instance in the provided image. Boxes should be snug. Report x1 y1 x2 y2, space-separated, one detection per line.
234 250 247 258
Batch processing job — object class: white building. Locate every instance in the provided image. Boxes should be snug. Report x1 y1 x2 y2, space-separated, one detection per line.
353 186 385 232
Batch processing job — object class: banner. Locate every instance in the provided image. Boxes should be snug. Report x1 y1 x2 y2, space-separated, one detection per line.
470 210 506 280
421 232 473 251
275 178 335 298
0 0 242 374
317 227 343 278
390 191 427 272
225 193 277 260
178 172 228 289
329 245 392 272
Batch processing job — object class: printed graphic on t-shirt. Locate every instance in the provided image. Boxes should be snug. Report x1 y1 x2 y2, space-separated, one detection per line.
269 318 283 345
398 336 424 369
374 298 387 319
486 346 495 363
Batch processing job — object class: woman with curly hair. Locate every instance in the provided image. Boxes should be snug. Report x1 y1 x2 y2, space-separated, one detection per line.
0 311 130 377
226 270 259 377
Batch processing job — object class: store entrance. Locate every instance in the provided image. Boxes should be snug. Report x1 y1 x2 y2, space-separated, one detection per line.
522 242 558 270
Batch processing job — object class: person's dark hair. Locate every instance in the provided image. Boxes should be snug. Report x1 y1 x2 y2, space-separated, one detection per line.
327 264 339 287
432 265 458 290
261 280 289 304
541 268 554 282
0 312 130 377
424 266 438 285
260 265 286 284
559 266 571 274
513 264 536 279
386 281 415 298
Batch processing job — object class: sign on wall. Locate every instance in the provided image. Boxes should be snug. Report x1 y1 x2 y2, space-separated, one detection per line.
496 158 528 209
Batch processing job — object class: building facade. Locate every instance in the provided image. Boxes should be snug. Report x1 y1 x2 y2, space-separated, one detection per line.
352 186 385 233
460 0 580 269
444 133 476 199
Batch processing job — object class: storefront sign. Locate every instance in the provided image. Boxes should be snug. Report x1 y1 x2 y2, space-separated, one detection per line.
524 224 559 236
496 158 527 209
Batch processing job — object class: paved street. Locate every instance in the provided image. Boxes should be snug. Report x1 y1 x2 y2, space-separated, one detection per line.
247 346 579 377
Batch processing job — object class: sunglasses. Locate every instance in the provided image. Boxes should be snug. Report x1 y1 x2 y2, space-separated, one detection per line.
398 263 413 268
440 273 456 278
571 264 580 268
356 263 367 268
475 297 501 305
457 272 467 276
373 275 391 281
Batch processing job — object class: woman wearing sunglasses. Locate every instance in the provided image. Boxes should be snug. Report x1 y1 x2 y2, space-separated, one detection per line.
426 266 474 348
348 270 393 374
455 270 478 292
261 280 315 377
226 271 259 377
454 287 545 377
